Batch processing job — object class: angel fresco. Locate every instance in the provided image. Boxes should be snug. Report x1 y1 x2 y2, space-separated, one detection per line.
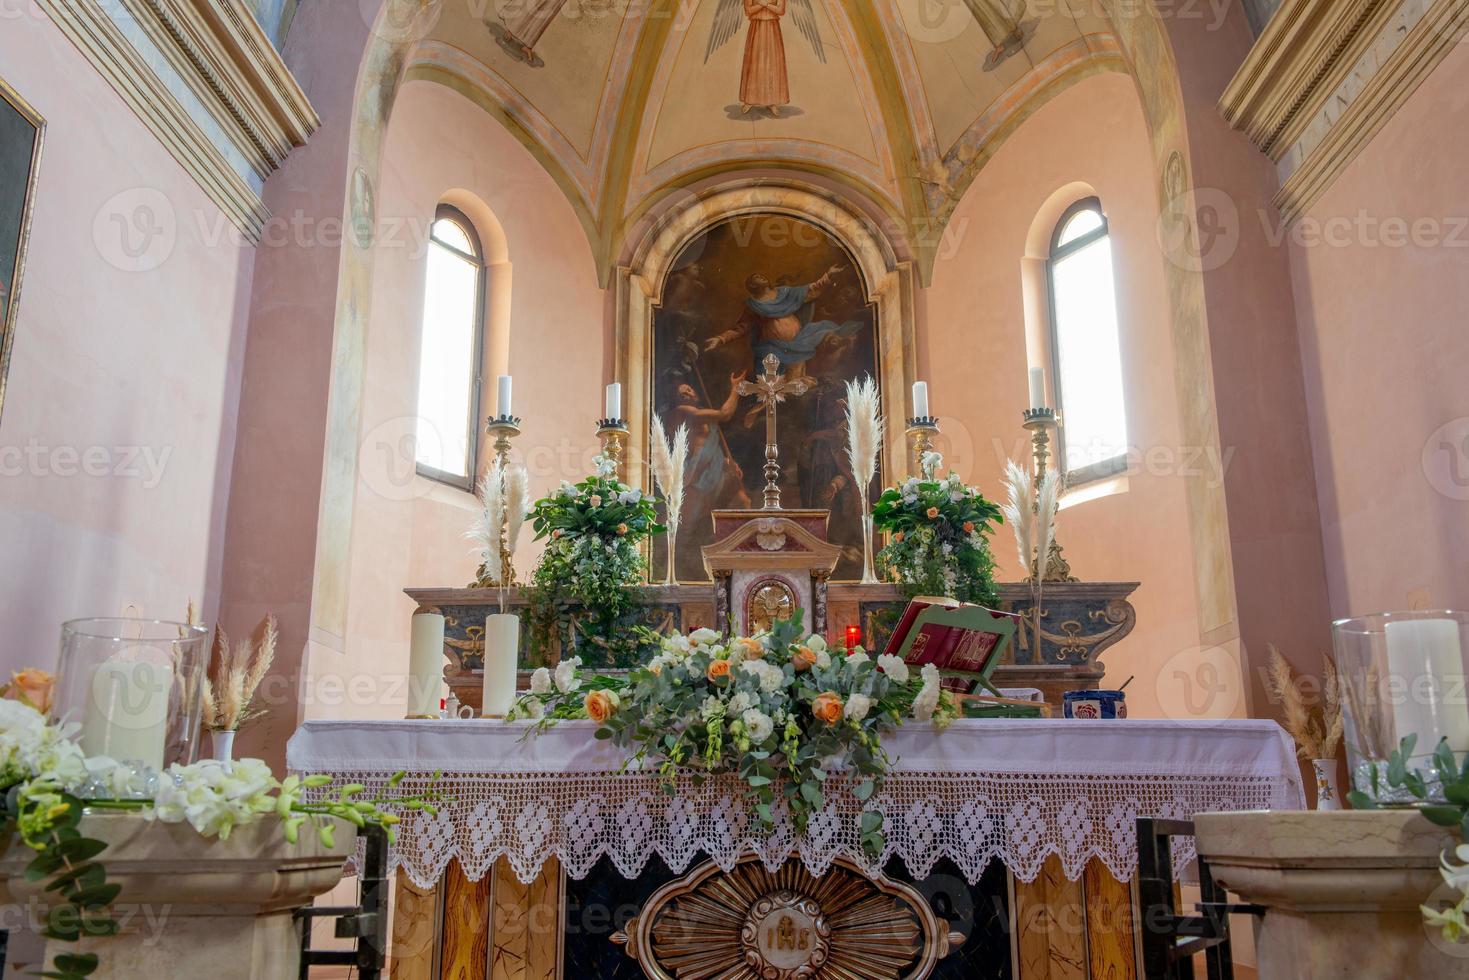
706 0 826 118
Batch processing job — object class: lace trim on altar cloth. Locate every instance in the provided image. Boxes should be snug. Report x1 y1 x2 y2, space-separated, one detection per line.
327 769 1294 888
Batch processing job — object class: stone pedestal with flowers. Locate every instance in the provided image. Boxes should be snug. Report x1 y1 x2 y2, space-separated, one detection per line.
0 812 352 979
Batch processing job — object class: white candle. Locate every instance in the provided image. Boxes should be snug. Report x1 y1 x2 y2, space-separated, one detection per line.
80 658 173 770
605 383 623 421
408 613 446 719
1029 367 1047 410
482 614 521 718
496 375 513 418
912 381 929 419
1385 618 1469 756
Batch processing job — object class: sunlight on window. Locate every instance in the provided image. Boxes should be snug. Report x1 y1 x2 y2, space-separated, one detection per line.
1050 202 1128 482
415 214 481 483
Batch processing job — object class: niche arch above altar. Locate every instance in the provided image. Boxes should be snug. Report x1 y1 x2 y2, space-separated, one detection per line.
616 182 916 570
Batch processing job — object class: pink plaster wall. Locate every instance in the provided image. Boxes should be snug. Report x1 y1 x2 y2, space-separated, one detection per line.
318 80 605 719
925 72 1209 720
0 10 253 672
1291 42 1469 618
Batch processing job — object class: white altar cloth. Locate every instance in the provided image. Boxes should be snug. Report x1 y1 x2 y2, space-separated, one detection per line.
287 718 1304 888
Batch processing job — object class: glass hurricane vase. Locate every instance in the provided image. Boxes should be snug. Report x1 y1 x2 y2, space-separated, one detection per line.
54 618 211 776
1332 610 1469 803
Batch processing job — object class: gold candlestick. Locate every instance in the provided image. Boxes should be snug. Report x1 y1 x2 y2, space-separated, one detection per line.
1022 408 1076 582
906 417 941 480
486 415 521 468
597 419 629 481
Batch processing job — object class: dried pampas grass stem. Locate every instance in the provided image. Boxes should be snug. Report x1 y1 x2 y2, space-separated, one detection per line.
1265 645 1345 760
651 414 689 586
201 614 277 733
844 376 882 585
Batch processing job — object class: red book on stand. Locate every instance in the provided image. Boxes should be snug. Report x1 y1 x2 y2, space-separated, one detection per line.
885 596 1021 696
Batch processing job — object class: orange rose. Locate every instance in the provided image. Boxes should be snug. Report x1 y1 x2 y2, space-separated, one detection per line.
585 689 618 724
6 668 53 714
792 647 817 673
963 521 975 534
707 658 732 682
616 523 629 536
812 692 844 725
926 507 940 519
734 637 764 661
894 532 905 543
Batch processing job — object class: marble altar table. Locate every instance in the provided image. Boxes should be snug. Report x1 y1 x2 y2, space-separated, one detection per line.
289 718 1302 979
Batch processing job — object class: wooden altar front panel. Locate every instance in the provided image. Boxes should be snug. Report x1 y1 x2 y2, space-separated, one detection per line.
388 856 1143 979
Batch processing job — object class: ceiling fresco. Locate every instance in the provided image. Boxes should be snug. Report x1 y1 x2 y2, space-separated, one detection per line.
405 0 1125 276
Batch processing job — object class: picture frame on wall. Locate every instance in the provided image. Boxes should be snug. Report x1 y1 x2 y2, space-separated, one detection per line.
0 74 44 425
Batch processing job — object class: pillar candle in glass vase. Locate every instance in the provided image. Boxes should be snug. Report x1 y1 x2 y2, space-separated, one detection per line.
1385 616 1469 756
81 657 174 771
408 613 446 719
482 614 521 718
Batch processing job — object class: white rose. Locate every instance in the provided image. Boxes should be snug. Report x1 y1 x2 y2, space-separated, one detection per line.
815 650 832 670
758 664 784 694
877 654 910 685
554 657 583 694
742 709 774 743
690 627 720 645
805 634 828 654
701 696 725 721
846 651 870 670
845 693 874 723
530 667 553 695
729 692 755 715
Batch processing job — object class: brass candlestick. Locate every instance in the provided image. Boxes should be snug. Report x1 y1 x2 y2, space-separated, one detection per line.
1022 408 1076 582
476 415 523 591
486 415 522 468
906 417 941 479
597 419 629 480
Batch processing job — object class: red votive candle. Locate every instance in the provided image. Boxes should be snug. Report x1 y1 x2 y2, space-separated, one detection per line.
845 625 863 652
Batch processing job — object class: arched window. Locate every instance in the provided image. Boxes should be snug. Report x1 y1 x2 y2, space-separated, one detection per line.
1048 198 1129 485
415 205 485 489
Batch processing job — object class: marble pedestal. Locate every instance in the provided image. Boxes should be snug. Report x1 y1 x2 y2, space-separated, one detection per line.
0 812 353 978
1194 810 1469 979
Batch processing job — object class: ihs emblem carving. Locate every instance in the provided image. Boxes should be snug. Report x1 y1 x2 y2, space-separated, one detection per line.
612 856 965 979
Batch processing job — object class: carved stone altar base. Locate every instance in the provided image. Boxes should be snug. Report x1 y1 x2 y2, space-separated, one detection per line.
0 813 353 979
1194 810 1469 978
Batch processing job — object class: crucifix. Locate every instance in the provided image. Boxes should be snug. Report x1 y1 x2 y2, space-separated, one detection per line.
738 353 815 510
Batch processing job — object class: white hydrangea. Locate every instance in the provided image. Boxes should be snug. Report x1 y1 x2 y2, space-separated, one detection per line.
877 654 910 685
728 691 756 715
530 667 553 695
554 657 583 694
742 709 774 743
150 758 279 839
845 693 874 723
618 489 643 505
815 650 832 670
805 634 828 654
0 701 88 790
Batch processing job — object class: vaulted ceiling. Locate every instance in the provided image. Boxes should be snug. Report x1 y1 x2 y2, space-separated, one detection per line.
404 0 1126 278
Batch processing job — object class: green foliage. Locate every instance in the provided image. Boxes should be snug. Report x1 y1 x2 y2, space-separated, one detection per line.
872 473 1003 606
1347 733 1469 841
525 470 664 665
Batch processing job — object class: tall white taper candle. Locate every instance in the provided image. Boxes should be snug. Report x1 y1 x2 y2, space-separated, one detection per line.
408 613 446 718
1385 618 1469 756
1029 367 1047 410
482 614 521 718
496 375 513 418
912 381 929 419
605 383 623 421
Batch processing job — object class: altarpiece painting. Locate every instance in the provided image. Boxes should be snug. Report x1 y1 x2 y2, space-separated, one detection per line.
0 76 43 424
652 214 881 584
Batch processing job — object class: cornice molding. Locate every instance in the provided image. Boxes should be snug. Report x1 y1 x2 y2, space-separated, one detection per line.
36 0 320 242
1221 0 1469 220
121 0 320 177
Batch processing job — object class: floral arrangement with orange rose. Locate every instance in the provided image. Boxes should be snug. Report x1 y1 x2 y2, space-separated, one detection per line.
872 457 1003 607
509 614 958 856
524 456 665 667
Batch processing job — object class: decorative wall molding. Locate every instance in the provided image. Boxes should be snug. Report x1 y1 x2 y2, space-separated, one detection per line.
1221 0 1469 221
35 0 319 241
121 0 319 177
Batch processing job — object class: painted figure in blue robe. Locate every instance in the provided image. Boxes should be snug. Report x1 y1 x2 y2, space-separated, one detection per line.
704 265 864 381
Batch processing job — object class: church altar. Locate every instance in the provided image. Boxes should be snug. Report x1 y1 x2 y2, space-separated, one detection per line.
288 718 1303 979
